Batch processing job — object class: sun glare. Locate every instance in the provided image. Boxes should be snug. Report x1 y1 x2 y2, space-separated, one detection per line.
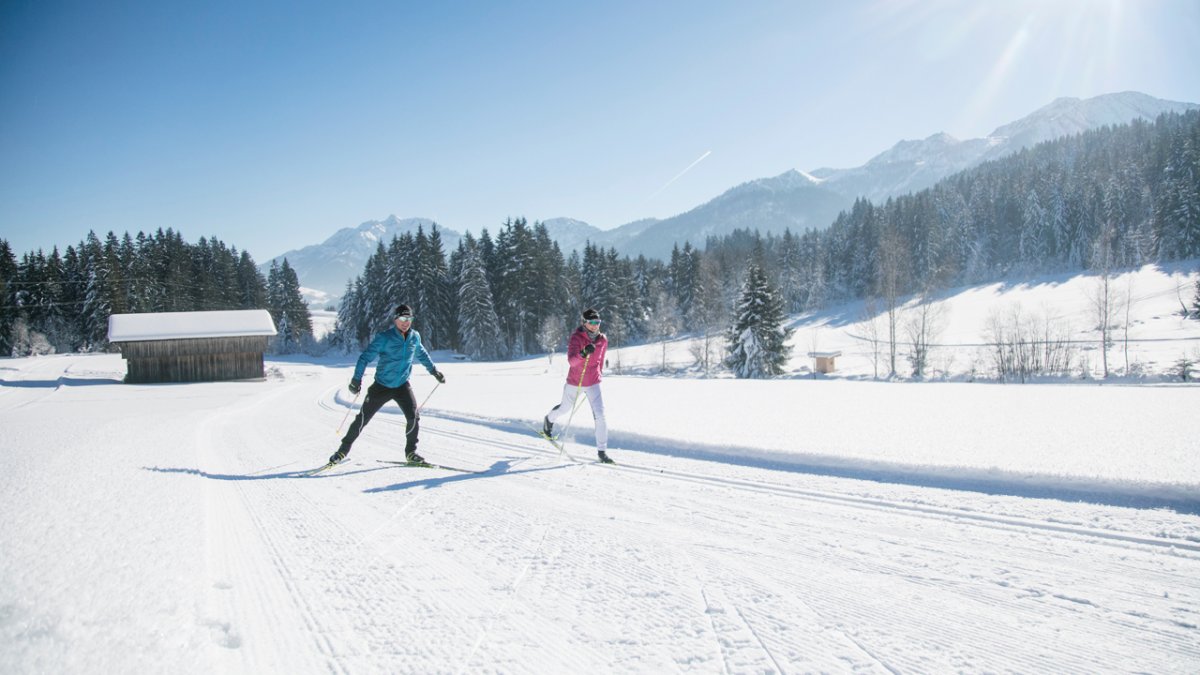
950 0 1128 136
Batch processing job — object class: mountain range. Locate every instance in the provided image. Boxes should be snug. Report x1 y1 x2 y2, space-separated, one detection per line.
267 91 1198 303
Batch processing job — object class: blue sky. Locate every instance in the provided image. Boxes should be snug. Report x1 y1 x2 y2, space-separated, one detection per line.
2 0 1197 261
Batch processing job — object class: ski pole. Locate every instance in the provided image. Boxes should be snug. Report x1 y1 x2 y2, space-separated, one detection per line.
336 389 361 435
406 381 441 438
554 354 590 456
417 381 441 413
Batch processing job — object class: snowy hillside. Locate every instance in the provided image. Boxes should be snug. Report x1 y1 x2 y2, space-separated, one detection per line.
2 260 1199 672
982 91 1199 161
609 170 853 260
608 261 1200 383
813 91 1199 203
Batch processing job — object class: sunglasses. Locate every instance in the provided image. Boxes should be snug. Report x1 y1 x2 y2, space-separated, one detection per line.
395 315 414 321
585 319 601 325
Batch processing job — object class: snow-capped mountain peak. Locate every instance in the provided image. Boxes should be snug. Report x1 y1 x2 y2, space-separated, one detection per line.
866 132 964 167
264 215 459 304
815 91 1198 203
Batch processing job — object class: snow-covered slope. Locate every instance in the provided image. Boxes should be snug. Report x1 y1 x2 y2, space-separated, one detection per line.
813 91 1199 202
565 92 1198 259
608 260 1200 384
610 170 853 259
982 91 1195 161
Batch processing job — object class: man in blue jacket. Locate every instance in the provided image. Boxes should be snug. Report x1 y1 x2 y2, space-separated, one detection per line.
329 304 446 465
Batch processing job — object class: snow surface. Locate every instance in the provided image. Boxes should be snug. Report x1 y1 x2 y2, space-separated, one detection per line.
4 263 1200 673
623 261 1200 383
1 347 1197 673
309 310 338 341
107 310 277 342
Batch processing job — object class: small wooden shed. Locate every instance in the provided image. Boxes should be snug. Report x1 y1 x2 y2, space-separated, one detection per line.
807 350 843 374
108 310 278 383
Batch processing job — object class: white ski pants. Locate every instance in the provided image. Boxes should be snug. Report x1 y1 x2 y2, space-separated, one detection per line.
546 382 606 451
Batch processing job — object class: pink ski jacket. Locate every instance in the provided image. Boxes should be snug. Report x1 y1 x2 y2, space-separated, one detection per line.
565 327 607 387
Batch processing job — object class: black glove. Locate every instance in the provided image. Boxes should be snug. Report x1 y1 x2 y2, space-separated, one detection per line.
581 343 596 357
432 370 446 384
348 378 361 394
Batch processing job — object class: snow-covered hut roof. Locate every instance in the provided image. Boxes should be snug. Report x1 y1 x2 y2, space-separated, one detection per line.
108 310 278 342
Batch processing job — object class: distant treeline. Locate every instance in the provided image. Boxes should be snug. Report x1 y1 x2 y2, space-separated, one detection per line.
334 111 1200 361
780 109 1200 310
4 111 1198 366
0 230 310 356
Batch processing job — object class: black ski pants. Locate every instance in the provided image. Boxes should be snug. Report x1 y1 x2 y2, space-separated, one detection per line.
338 381 420 455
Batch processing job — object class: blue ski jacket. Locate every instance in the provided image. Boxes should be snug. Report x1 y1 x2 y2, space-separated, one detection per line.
354 326 436 388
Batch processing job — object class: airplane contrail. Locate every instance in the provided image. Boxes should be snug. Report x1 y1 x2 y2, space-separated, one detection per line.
647 150 712 200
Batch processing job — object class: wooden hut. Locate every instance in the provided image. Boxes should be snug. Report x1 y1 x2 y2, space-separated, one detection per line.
108 310 278 383
807 350 843 374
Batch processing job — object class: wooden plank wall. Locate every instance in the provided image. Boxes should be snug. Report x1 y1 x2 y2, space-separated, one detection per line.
115 337 271 383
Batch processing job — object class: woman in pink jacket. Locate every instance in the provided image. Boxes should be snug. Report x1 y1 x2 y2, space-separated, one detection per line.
542 308 613 463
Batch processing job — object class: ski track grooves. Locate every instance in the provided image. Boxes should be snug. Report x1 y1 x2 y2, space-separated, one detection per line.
396 411 1200 557
207 387 618 671
0 355 83 410
301 380 1200 670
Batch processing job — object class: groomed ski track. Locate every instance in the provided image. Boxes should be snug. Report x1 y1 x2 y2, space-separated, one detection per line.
2 354 1198 673
200 370 1200 672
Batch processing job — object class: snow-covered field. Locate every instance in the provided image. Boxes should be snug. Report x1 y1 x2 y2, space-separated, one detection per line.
1 346 1198 673
615 261 1200 382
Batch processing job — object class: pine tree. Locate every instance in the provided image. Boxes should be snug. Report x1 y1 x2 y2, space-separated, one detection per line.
457 246 503 360
0 239 17 355
39 247 74 351
265 258 311 352
1192 272 1200 320
328 280 359 351
235 251 267 309
79 231 113 349
413 225 454 350
493 218 555 356
725 264 793 378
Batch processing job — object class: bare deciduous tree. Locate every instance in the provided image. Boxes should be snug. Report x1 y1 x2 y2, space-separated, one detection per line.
904 293 946 379
875 224 909 378
860 298 884 380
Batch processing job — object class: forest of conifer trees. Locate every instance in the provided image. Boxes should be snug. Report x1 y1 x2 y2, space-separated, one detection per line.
3 112 1198 376
0 229 311 357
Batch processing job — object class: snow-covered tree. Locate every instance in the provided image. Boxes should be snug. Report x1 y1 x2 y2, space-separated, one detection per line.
1192 272 1200 319
457 247 503 360
0 239 17 355
725 264 793 378
267 258 312 352
646 280 681 372
688 255 727 376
